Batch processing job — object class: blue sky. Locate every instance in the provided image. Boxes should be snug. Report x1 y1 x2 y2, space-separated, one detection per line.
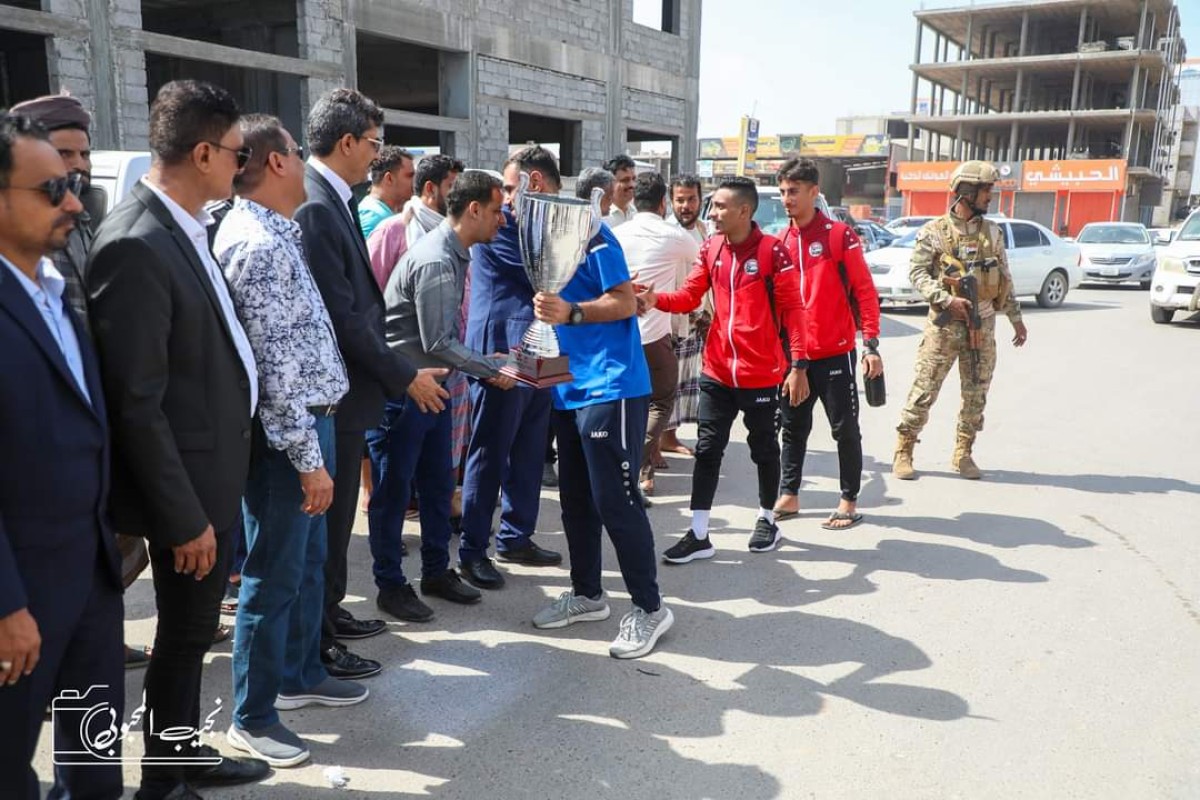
696 0 1200 137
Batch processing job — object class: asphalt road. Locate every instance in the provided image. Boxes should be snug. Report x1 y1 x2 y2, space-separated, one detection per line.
37 286 1200 799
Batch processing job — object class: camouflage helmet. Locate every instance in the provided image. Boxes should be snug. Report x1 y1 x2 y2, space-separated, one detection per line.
950 160 999 192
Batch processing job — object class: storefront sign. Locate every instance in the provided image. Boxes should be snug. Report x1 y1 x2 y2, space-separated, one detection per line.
895 161 960 192
737 116 760 176
1022 159 1126 192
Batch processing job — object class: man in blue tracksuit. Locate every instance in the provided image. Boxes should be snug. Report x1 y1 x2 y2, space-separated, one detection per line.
458 146 564 590
529 166 674 660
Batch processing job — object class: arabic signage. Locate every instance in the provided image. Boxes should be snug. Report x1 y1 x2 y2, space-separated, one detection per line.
699 134 890 161
896 161 959 192
737 116 760 176
1021 159 1126 192
994 161 1022 191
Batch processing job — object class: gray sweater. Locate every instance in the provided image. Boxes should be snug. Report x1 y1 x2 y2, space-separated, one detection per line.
383 220 500 381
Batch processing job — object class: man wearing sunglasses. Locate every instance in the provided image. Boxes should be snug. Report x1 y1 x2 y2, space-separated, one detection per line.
0 112 124 800
297 88 447 681
87 80 269 799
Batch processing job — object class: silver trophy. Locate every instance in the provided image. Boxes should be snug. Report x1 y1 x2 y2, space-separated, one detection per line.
500 172 605 387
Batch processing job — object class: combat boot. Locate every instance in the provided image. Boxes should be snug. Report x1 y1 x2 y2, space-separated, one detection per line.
952 437 982 480
893 433 918 480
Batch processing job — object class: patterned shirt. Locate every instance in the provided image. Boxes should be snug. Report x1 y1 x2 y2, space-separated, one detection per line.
214 198 348 473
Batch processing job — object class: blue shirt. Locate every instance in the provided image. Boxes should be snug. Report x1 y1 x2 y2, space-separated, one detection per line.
465 206 536 357
357 195 394 240
553 225 650 410
1 255 91 406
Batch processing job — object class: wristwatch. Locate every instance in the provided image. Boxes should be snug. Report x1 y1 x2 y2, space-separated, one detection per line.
863 337 880 352
568 303 585 325
790 359 810 371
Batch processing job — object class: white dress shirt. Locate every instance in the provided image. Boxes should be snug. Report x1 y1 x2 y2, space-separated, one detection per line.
140 178 259 415
613 211 700 343
308 156 358 224
606 203 635 228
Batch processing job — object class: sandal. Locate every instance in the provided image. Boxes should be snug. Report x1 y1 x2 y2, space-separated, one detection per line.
821 512 863 531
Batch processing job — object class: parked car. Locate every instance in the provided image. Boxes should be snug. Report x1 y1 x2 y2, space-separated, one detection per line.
885 215 936 237
855 220 899 251
866 217 1081 309
1148 227 1177 247
1148 209 1200 324
1075 222 1156 289
828 206 859 226
88 150 152 226
700 186 832 238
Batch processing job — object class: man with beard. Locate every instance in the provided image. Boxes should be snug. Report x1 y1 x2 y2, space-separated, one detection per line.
404 154 464 246
659 174 709 458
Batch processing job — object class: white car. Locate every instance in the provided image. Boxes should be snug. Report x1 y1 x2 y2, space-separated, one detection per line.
88 150 152 222
885 215 935 237
1075 222 1156 288
1148 209 1200 324
868 217 1081 309
700 187 831 238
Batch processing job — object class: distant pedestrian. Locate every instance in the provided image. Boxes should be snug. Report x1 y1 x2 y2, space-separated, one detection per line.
358 145 414 240
604 154 637 227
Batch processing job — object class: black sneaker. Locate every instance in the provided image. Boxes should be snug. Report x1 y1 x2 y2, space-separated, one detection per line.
662 530 715 564
748 517 781 553
377 584 434 622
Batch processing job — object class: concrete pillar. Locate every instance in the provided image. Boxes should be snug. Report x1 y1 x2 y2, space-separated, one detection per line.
605 0 625 157
908 18 923 161
298 0 349 126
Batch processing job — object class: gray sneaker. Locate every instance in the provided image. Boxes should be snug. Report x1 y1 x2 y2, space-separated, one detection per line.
275 677 369 710
532 591 611 629
609 605 674 659
227 722 310 767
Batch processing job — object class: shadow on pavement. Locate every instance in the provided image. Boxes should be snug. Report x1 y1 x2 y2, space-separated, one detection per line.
868 511 1095 550
948 469 1200 496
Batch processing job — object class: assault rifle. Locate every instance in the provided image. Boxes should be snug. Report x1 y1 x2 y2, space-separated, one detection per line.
933 254 992 383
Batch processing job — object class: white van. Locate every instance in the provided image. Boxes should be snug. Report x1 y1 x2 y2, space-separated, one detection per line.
87 150 152 224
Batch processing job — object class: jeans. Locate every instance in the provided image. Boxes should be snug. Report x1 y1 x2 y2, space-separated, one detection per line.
691 376 781 511
779 350 863 501
232 415 334 731
555 396 660 613
366 396 454 589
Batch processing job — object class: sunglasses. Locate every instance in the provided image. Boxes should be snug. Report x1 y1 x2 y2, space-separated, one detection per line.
202 140 254 169
4 172 85 207
273 145 306 162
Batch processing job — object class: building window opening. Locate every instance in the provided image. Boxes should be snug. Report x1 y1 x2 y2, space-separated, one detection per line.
140 0 299 57
0 28 50 108
509 111 581 176
632 0 680 35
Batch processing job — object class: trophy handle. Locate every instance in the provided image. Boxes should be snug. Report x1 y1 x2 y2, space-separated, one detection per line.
588 187 605 239
514 171 531 215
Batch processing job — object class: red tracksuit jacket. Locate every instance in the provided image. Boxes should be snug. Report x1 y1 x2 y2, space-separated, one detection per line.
656 223 807 389
778 212 881 360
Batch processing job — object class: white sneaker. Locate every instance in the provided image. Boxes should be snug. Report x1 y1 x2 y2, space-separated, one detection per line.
609 605 674 659
532 591 611 629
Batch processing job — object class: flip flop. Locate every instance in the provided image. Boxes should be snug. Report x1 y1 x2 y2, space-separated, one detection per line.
663 444 694 457
821 512 863 531
773 508 800 521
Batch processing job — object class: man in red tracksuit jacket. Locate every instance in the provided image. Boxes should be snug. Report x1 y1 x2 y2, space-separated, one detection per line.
637 176 810 562
773 158 883 530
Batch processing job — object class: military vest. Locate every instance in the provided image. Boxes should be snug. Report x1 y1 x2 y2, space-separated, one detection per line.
932 215 1006 304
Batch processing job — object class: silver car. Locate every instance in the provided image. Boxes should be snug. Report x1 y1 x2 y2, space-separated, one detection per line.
1076 222 1156 289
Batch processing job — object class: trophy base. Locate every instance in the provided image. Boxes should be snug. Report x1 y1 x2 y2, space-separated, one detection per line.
500 349 573 388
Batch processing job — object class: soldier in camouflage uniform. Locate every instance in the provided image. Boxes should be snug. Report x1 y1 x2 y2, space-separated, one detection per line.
893 161 1028 480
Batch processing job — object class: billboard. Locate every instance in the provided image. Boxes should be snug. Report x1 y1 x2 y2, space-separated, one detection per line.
1021 160 1126 192
699 133 889 161
737 116 760 176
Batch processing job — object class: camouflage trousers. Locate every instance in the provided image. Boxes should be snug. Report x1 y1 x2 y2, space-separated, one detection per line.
897 313 997 441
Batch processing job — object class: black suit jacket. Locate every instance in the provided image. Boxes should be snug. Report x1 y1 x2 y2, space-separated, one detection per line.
296 164 416 432
0 263 121 617
87 182 252 547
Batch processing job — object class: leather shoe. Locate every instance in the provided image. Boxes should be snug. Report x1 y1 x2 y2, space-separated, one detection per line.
332 611 387 640
497 542 563 566
420 569 482 604
320 643 382 679
185 744 270 788
377 584 434 621
460 557 506 590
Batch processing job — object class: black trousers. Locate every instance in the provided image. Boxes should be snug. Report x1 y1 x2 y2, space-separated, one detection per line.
140 521 236 796
554 396 660 612
321 427 365 650
0 544 123 800
691 376 780 512
779 350 863 502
